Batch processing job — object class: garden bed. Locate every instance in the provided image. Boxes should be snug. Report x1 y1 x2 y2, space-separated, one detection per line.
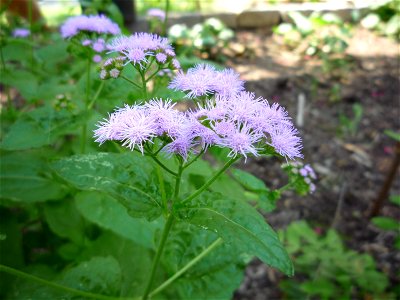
229 26 400 299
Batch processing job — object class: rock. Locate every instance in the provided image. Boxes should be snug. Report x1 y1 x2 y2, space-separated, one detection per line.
237 10 280 29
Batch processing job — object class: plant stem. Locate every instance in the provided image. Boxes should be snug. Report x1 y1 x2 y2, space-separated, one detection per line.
81 59 91 154
162 0 170 36
0 264 131 300
149 238 223 298
148 155 177 177
142 214 174 300
181 157 239 204
87 81 105 110
140 70 148 99
121 75 142 90
156 164 168 215
142 161 183 300
183 149 205 170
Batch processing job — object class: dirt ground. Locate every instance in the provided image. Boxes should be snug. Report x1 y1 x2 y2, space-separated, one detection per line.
228 27 400 299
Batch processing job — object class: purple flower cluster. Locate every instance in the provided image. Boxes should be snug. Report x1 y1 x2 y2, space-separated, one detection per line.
94 88 303 161
107 33 178 69
147 8 166 21
60 15 120 39
169 64 244 98
12 28 30 38
287 162 317 193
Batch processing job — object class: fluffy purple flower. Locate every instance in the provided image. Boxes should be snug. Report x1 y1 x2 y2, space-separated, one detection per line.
169 64 217 98
92 38 105 52
168 64 243 98
60 15 120 39
214 69 245 97
220 123 263 161
269 124 303 160
147 8 166 20
156 52 167 64
93 55 102 63
107 33 176 68
12 28 30 38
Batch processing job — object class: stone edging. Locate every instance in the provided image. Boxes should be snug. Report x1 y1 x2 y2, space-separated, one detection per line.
130 0 386 31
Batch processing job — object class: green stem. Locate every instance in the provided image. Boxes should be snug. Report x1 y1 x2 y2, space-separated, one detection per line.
142 214 174 300
162 0 170 36
148 155 177 177
149 238 223 298
142 160 183 299
140 71 148 99
156 164 168 214
0 264 131 300
183 149 205 170
181 157 239 204
121 75 142 90
87 81 105 110
145 67 161 83
81 59 91 154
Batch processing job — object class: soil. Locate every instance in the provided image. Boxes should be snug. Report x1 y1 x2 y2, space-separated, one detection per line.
226 26 400 299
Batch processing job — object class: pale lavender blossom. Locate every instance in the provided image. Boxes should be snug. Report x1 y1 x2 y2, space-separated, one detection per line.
93 55 102 63
220 123 263 161
147 8 166 20
92 38 105 52
60 15 120 39
110 68 120 78
269 124 303 160
168 64 244 98
156 52 167 64
82 39 92 46
107 33 176 69
12 28 30 38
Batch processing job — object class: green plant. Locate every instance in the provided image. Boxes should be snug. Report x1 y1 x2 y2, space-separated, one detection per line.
337 103 363 138
361 0 400 39
371 194 400 250
168 18 235 62
279 221 391 300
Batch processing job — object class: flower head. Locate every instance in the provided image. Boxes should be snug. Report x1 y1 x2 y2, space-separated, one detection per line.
60 15 120 39
12 28 30 38
168 63 244 98
107 33 176 68
147 8 166 20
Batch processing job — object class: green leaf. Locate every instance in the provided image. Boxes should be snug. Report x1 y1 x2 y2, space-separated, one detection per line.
0 69 39 102
300 278 336 299
0 151 66 203
390 195 400 206
384 130 400 142
371 217 399 231
163 223 246 300
59 256 122 296
75 191 162 249
52 153 164 221
44 199 86 245
175 192 293 275
79 232 153 297
231 169 268 192
2 39 35 65
1 106 84 150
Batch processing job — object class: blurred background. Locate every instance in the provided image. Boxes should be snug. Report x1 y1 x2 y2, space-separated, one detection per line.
1 0 399 299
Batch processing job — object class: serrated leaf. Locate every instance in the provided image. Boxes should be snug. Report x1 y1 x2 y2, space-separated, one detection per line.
1 106 84 150
163 223 246 300
0 69 39 101
79 232 153 297
59 256 121 297
175 192 293 276
371 217 399 231
231 168 268 192
0 151 66 203
75 191 162 249
44 199 86 245
52 153 164 221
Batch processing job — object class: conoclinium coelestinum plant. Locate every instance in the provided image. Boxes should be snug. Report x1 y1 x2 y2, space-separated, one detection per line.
2 14 313 300
88 30 304 299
